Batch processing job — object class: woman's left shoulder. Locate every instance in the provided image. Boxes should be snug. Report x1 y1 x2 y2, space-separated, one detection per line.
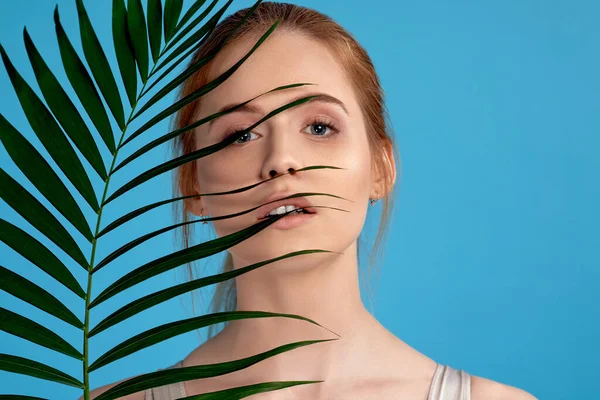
470 374 538 400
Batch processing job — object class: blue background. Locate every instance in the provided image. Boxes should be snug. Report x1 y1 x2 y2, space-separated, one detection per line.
1 0 598 399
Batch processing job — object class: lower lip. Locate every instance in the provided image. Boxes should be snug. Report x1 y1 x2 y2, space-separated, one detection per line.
259 212 317 230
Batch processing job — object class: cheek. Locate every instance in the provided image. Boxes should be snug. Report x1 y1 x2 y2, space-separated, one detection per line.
337 131 372 196
341 150 372 220
309 136 371 243
193 128 245 189
194 157 245 217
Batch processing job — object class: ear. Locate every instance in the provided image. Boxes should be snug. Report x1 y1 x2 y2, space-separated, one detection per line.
187 179 204 217
372 140 397 199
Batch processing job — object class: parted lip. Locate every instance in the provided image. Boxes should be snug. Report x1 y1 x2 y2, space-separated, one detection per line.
256 192 317 220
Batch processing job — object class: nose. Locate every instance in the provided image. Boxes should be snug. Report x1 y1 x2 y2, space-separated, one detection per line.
266 167 297 179
260 122 302 181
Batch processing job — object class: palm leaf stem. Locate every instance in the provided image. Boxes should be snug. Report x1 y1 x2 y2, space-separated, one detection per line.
80 5 265 391
82 59 160 398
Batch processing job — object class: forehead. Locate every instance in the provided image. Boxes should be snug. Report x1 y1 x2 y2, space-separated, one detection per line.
197 31 357 117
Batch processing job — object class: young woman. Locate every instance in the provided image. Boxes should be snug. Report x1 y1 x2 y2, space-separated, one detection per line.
87 3 536 399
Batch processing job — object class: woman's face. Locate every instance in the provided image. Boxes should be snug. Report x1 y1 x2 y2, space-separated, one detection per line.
191 31 380 268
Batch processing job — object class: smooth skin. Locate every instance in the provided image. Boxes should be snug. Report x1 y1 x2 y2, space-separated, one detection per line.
84 31 537 400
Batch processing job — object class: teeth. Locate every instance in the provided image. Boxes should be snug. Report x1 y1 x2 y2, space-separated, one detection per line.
266 205 304 217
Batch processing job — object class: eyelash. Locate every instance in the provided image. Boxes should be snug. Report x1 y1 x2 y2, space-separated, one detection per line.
223 117 340 145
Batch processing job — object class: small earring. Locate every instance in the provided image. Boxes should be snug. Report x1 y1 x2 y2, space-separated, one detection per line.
369 192 380 206
200 210 207 224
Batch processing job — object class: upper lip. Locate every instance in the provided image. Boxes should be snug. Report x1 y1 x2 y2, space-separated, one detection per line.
256 192 317 220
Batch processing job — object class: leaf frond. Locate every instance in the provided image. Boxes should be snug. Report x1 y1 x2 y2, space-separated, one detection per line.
0 45 100 213
0 115 94 242
89 310 339 371
23 28 108 181
107 94 322 204
114 83 315 173
89 249 335 337
112 0 138 107
163 0 184 42
0 219 85 298
91 211 299 307
127 0 150 84
164 0 217 55
138 0 230 102
0 307 83 360
169 380 324 400
97 165 345 238
95 339 338 400
0 170 90 270
0 354 83 389
53 6 116 154
125 16 281 144
74 0 125 128
94 203 345 272
0 266 83 329
148 0 163 64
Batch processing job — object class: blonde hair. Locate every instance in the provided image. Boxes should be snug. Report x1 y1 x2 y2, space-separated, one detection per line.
170 2 400 342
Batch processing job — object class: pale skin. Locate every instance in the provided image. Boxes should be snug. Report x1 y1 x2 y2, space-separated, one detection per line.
84 31 536 400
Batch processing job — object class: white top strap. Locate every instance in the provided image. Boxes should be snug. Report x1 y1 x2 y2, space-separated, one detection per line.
428 364 471 400
144 361 187 400
145 360 471 399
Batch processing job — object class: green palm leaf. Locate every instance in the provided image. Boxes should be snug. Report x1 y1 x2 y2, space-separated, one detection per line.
0 219 85 298
175 380 324 400
89 310 339 371
150 13 215 83
96 168 338 238
23 28 108 181
0 266 83 329
0 115 93 242
0 354 82 389
95 339 338 400
89 249 333 337
163 0 183 42
93 195 345 272
0 46 100 213
127 0 150 83
165 0 218 55
54 6 116 154
74 0 125 129
0 1 346 398
112 0 138 107
126 0 263 142
106 94 322 205
0 394 46 400
139 0 229 98
148 0 163 64
114 83 315 172
0 170 89 269
90 210 307 307
0 308 82 360
172 0 210 41
145 0 261 99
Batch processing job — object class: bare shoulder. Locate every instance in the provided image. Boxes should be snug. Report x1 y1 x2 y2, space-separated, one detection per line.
471 374 538 400
76 376 146 400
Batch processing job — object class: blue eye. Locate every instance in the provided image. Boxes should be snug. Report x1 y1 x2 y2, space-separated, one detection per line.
303 118 339 137
227 129 258 145
224 117 340 145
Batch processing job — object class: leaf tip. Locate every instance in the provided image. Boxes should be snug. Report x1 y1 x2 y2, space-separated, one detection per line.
53 4 60 22
0 43 10 66
22 27 33 48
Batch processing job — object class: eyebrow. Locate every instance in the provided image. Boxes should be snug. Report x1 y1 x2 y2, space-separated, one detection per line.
207 92 349 132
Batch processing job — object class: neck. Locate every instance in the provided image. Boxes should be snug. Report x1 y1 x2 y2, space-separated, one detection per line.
196 241 399 384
